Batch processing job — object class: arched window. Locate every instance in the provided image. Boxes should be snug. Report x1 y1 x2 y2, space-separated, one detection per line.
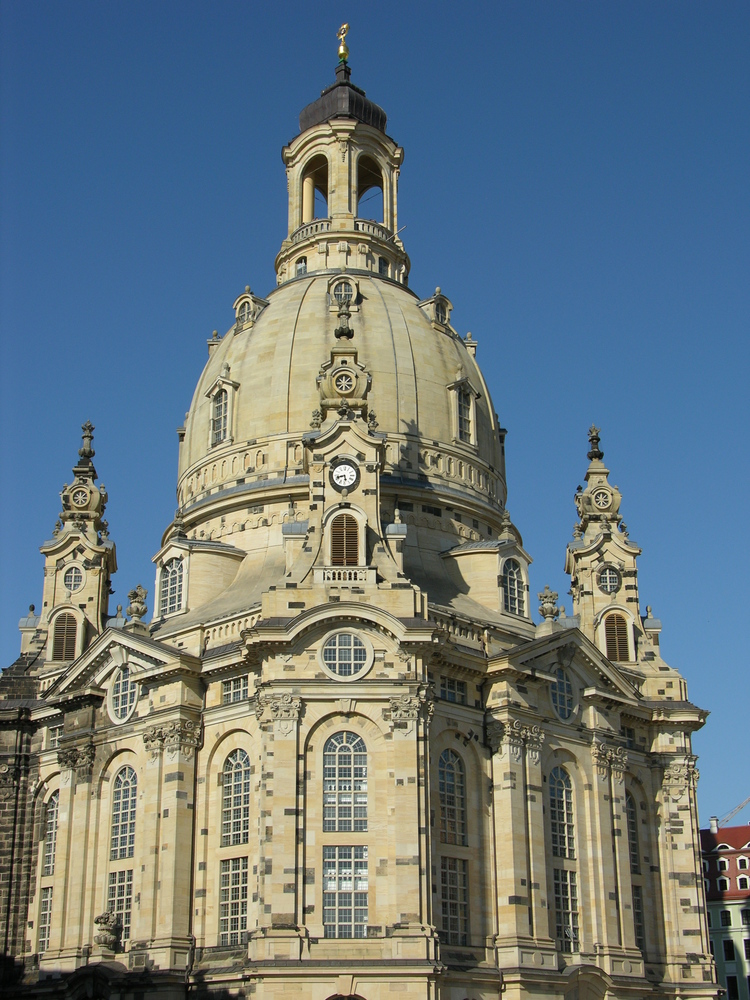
626 793 640 874
331 513 359 566
357 155 383 222
111 666 138 721
549 766 579 952
52 613 77 661
378 256 389 277
237 301 252 325
323 732 368 832
222 749 251 846
438 749 466 846
43 791 59 877
502 559 525 616
457 387 471 442
160 558 183 615
550 667 574 719
549 767 575 859
605 613 630 660
212 388 228 446
111 766 137 860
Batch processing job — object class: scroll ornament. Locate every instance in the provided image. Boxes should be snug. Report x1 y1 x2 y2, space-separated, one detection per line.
592 738 628 781
142 720 200 761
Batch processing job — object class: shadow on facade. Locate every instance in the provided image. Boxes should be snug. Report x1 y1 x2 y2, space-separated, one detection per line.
0 960 213 999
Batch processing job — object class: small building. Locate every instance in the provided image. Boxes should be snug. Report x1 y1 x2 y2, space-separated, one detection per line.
701 823 750 1000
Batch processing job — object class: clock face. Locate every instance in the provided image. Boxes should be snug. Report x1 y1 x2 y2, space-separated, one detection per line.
593 489 610 510
331 463 358 489
72 488 89 507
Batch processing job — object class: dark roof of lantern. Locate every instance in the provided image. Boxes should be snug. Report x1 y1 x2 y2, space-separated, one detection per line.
299 63 387 134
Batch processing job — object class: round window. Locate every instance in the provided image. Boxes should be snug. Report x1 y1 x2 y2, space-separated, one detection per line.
593 489 610 509
334 371 355 394
550 666 574 720
321 632 370 678
110 665 138 723
333 280 353 303
63 566 83 593
598 566 621 594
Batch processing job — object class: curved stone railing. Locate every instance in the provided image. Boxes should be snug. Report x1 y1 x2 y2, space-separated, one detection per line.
290 219 332 243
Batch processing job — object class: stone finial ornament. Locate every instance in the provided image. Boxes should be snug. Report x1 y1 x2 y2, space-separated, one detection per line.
538 586 560 623
79 420 95 462
94 910 122 950
334 298 353 339
127 585 148 622
587 424 603 462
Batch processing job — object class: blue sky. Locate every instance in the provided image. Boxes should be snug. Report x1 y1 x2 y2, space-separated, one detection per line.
1 2 748 825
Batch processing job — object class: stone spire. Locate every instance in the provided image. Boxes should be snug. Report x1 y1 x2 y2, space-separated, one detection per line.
58 422 109 537
565 427 643 657
573 425 624 539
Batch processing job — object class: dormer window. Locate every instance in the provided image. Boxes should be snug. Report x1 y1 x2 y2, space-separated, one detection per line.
160 558 184 615
457 388 472 443
435 301 447 324
212 388 228 446
237 301 252 325
502 559 525 616
296 257 307 276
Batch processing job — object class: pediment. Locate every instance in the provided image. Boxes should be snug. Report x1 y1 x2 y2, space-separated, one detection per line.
490 627 641 706
50 627 199 701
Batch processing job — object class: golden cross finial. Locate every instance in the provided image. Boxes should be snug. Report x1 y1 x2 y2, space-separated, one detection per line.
338 23 350 63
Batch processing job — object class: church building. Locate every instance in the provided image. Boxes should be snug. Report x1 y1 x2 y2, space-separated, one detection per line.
0 32 718 1000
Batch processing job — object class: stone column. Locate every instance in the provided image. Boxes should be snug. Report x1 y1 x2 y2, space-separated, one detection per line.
489 717 555 972
582 738 624 966
655 755 712 989
55 743 96 969
249 691 305 962
140 719 200 972
385 687 437 961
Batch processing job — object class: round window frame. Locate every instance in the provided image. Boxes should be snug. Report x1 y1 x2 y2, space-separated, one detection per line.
593 489 611 510
318 629 374 683
549 666 578 723
333 369 356 396
107 665 139 725
598 565 621 595
63 564 85 594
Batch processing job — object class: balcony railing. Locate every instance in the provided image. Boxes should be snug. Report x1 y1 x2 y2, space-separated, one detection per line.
290 220 332 243
289 218 394 245
313 567 376 585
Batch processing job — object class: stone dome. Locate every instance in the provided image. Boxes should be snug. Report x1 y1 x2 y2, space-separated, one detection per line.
177 271 506 519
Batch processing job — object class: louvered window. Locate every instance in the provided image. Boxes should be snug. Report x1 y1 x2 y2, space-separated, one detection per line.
331 514 358 566
605 613 630 660
52 614 77 660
